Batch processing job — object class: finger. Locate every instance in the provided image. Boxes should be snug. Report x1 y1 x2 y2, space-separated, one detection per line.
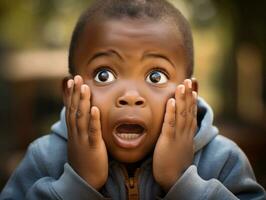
183 79 194 137
66 79 74 139
161 98 176 139
189 91 198 138
89 106 102 147
69 75 83 136
66 79 74 108
66 79 74 123
76 84 91 140
175 84 186 134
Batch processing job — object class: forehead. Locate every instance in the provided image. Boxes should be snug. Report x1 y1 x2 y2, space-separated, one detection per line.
74 18 186 68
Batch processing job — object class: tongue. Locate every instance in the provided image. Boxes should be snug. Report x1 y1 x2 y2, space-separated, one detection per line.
116 124 144 134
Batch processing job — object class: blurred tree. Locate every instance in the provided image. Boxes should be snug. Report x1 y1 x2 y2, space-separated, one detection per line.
188 0 266 125
216 0 266 124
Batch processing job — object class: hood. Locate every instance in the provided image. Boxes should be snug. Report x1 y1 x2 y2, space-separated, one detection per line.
51 107 68 140
51 97 218 152
194 97 218 152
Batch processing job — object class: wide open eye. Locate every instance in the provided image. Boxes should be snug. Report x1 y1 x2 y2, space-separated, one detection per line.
94 69 116 83
146 70 168 84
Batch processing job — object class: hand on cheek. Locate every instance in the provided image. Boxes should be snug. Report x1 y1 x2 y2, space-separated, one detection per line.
65 75 108 190
153 79 198 192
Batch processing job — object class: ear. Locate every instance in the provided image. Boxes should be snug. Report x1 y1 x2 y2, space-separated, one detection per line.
62 76 73 107
191 77 198 93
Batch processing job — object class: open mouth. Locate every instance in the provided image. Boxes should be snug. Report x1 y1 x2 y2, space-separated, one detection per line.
113 122 147 148
116 124 145 140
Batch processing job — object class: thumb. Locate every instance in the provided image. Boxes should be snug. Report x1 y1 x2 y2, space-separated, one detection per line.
88 106 103 146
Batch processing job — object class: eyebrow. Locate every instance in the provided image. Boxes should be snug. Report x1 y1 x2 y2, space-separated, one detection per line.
142 53 176 69
87 49 123 64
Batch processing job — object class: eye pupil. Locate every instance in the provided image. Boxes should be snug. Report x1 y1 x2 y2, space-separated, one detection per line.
150 72 161 83
98 71 109 81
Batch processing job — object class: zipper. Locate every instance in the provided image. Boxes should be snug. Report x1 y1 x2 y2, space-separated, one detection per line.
121 166 140 200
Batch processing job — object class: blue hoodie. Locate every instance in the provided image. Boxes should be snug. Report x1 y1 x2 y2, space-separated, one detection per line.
0 98 265 200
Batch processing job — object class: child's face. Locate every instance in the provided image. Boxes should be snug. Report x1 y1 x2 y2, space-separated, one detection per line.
73 18 187 163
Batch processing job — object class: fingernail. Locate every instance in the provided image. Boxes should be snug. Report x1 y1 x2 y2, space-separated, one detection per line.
178 85 185 94
67 80 73 89
91 106 98 116
81 84 87 93
170 98 175 107
91 106 95 115
74 76 80 84
187 79 192 89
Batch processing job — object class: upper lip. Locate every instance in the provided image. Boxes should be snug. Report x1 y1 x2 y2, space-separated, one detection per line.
113 117 147 132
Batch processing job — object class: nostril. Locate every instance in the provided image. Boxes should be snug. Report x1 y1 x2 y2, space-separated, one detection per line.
119 100 127 105
117 96 146 107
135 100 144 106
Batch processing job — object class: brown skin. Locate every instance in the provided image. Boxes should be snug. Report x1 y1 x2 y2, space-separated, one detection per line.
63 18 198 192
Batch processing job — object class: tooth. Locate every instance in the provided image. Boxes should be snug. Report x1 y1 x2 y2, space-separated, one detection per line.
117 133 140 140
132 134 137 139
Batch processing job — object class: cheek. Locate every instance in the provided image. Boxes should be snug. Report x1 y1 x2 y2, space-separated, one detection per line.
87 82 115 108
90 89 114 121
91 91 110 108
146 84 176 130
148 83 176 106
89 86 118 139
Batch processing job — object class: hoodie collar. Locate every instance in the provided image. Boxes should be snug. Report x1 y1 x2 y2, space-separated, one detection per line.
194 97 218 152
51 97 218 152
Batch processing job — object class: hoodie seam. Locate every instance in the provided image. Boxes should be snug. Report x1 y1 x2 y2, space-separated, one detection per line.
218 148 235 182
48 183 63 200
200 179 220 200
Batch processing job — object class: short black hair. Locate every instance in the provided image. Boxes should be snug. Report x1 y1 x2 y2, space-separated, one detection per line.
68 0 194 77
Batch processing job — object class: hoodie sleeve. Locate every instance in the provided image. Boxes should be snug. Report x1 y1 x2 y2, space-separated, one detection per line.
162 143 266 200
0 142 109 200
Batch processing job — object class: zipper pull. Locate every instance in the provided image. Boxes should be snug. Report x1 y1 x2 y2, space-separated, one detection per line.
121 166 140 200
126 176 139 200
129 177 135 188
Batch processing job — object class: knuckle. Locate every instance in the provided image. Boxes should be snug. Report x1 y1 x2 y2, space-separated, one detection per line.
89 138 97 147
78 132 88 140
75 110 83 119
188 106 193 116
167 119 175 128
69 105 77 114
179 110 187 118
89 126 97 133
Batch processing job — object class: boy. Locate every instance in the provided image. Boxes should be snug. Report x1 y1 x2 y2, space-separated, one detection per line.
1 0 265 199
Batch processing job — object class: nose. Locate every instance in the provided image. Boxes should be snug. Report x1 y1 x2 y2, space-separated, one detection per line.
116 90 146 107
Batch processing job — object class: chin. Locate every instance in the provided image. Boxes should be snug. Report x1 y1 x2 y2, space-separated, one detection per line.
111 150 147 164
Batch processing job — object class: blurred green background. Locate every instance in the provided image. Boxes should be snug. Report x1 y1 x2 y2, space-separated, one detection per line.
0 0 265 190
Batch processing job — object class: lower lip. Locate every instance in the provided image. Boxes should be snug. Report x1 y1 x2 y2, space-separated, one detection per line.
113 131 146 149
